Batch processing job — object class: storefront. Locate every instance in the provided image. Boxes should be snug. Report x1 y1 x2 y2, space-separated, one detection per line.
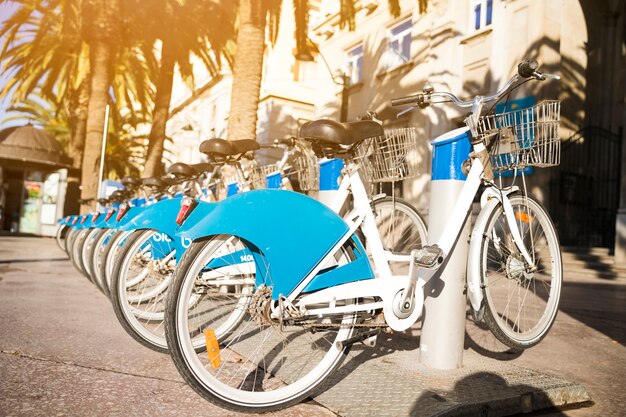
0 125 74 236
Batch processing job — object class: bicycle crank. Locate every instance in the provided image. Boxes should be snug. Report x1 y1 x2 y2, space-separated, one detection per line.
383 284 424 331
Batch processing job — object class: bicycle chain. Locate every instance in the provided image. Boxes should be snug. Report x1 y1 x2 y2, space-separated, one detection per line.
297 320 389 329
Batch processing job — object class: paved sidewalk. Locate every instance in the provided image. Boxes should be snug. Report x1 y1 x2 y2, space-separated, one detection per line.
1 237 624 416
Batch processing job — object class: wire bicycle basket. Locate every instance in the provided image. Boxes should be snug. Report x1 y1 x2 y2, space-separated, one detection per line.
469 100 561 172
288 148 320 191
248 163 280 189
355 127 421 183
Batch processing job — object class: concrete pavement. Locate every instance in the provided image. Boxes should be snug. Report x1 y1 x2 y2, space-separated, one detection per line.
0 236 624 416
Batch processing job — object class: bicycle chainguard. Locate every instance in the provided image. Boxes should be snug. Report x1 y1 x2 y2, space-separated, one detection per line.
413 245 445 269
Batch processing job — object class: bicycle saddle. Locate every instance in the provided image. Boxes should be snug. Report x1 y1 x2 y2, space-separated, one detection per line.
167 162 198 178
141 176 164 188
109 189 129 203
121 176 141 188
299 119 384 157
199 138 260 161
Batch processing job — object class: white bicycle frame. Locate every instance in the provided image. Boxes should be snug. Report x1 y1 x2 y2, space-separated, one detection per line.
289 89 540 331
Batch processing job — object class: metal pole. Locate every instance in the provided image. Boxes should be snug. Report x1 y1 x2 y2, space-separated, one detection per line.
419 128 471 369
96 105 110 211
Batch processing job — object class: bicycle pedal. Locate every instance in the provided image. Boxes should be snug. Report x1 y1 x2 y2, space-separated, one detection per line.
414 245 445 269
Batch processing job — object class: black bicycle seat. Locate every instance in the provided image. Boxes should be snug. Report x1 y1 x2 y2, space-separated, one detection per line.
167 162 198 178
199 138 260 162
121 176 141 188
141 176 164 188
299 119 384 157
300 119 383 145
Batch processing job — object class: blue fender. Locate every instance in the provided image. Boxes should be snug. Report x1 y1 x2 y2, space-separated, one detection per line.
92 213 109 228
74 215 92 229
176 190 374 299
117 198 189 256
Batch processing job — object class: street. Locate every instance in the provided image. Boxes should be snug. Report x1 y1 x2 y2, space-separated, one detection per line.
0 236 624 416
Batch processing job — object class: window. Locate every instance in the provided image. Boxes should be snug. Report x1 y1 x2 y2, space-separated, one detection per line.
346 45 364 84
385 19 412 70
471 0 493 31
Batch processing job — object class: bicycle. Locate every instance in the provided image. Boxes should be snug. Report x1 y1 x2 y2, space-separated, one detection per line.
163 59 562 412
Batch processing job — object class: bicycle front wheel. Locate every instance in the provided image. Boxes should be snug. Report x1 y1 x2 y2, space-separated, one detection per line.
165 234 357 412
478 193 562 349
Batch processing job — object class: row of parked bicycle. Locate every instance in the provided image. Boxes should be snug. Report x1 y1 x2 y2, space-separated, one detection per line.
55 60 564 413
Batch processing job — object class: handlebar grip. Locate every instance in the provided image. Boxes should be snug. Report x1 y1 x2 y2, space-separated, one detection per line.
518 59 539 78
391 94 424 107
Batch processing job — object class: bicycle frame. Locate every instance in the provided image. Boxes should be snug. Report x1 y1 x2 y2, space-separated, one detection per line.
292 127 537 331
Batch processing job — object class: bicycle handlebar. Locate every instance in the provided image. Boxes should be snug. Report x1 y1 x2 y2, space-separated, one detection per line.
391 59 558 111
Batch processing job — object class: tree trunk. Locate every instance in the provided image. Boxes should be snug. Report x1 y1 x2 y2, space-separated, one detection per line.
80 41 113 213
143 40 176 177
68 79 89 169
226 0 266 141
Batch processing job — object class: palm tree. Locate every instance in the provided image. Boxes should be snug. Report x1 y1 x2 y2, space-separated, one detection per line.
0 0 155 170
77 0 124 211
226 0 428 141
0 0 88 167
140 0 235 177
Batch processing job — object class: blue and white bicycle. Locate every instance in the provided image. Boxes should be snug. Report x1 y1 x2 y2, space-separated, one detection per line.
163 59 563 412
109 137 427 353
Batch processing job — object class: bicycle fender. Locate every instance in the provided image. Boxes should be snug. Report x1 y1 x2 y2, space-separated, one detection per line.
116 198 193 255
467 190 515 314
177 190 373 299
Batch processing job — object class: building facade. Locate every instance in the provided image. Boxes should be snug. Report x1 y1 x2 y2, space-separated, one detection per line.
166 0 626 257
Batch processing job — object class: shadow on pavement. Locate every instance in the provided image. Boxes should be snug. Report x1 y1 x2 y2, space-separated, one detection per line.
0 258 68 264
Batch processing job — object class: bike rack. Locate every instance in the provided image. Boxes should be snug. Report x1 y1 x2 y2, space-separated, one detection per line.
419 127 472 369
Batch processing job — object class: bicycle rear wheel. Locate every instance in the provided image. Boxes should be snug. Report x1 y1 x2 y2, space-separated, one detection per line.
71 228 92 280
110 229 175 352
165 234 357 412
87 228 116 294
478 193 562 349
55 224 69 254
101 230 133 298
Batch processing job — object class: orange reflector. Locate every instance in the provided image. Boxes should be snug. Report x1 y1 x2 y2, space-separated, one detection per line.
515 211 531 223
205 329 220 369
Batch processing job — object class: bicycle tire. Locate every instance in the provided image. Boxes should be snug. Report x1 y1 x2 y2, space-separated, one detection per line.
55 224 69 254
165 234 357 412
81 228 101 282
100 230 132 299
86 228 115 294
477 193 562 349
65 227 79 262
71 228 92 281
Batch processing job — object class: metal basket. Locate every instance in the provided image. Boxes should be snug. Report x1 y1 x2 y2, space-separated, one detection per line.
354 127 420 183
288 148 320 191
248 163 280 189
469 100 561 172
